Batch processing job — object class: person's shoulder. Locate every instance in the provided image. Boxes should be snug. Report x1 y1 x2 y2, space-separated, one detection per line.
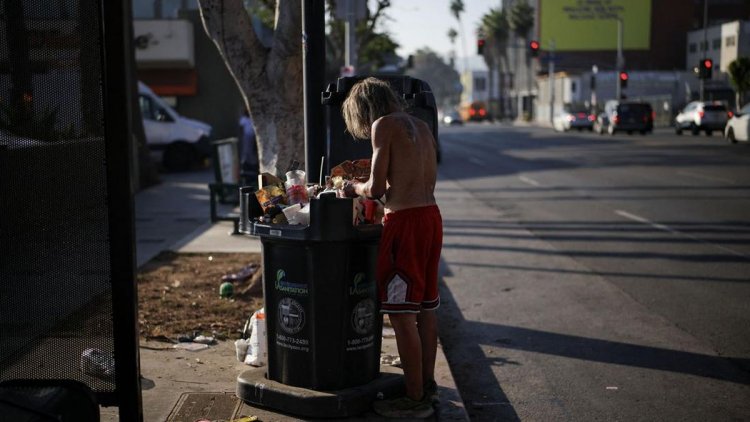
373 112 414 133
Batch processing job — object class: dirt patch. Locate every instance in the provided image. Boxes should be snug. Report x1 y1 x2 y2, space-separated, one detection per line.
137 251 263 341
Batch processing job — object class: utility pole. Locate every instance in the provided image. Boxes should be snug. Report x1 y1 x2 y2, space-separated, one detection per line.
591 65 598 111
335 0 365 75
615 17 624 100
700 0 708 101
548 39 555 125
344 0 356 72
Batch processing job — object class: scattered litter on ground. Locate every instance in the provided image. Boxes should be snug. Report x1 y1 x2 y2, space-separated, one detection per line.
172 342 209 351
137 252 263 341
222 263 259 282
380 354 401 367
193 335 216 345
80 348 115 379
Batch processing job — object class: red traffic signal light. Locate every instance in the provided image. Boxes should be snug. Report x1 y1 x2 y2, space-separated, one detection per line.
477 38 486 55
699 58 713 79
529 40 540 57
619 71 628 88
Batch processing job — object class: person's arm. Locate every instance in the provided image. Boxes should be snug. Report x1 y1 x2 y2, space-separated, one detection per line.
345 118 390 199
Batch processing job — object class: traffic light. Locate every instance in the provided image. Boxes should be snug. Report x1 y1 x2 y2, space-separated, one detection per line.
477 38 486 55
619 71 628 89
699 58 713 79
529 40 540 57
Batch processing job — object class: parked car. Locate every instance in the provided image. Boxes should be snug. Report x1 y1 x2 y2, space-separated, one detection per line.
724 103 749 143
138 81 212 171
674 101 730 136
594 101 654 135
553 106 595 132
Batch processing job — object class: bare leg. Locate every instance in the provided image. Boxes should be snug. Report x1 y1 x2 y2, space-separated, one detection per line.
389 313 423 401
417 309 438 385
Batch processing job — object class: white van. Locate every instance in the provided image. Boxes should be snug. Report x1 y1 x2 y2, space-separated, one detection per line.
138 81 212 171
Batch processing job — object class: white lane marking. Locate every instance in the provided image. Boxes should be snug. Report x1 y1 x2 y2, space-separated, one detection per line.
467 157 485 166
676 170 736 185
615 210 749 258
519 175 541 187
615 210 675 233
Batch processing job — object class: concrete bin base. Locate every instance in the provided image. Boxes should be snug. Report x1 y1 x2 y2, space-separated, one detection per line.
236 365 404 418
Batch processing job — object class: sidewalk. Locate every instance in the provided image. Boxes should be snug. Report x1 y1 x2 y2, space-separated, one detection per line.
113 170 468 421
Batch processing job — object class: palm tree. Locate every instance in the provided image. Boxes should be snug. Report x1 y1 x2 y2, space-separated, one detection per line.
447 27 458 69
728 57 750 109
480 7 509 119
449 0 468 74
509 0 535 119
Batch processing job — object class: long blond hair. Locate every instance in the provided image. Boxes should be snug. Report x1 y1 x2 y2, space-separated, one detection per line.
342 77 405 140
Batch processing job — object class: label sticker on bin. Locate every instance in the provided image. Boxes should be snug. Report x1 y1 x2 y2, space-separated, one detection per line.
351 298 375 334
278 297 305 334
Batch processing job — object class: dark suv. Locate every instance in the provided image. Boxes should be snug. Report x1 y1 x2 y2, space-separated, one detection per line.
595 101 654 135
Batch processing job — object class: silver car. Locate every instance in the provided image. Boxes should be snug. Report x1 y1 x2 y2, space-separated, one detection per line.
553 107 595 132
725 103 749 143
675 101 730 136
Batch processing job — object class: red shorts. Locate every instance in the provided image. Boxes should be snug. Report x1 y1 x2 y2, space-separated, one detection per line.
377 205 442 314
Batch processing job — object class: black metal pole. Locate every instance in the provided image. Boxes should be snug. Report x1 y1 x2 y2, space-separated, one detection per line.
101 0 143 419
302 0 326 184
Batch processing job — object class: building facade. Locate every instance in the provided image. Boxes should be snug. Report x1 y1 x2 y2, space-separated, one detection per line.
132 0 246 140
686 20 750 76
499 0 750 124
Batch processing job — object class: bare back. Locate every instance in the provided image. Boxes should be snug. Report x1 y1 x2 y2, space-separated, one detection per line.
373 112 437 213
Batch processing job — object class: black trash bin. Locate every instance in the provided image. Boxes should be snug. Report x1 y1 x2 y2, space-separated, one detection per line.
250 193 383 390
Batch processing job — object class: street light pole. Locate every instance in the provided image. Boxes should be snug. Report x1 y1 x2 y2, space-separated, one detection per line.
700 0 708 101
591 65 598 111
549 39 555 125
344 0 356 71
615 18 624 100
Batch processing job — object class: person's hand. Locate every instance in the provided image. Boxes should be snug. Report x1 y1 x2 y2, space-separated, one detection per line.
343 180 359 198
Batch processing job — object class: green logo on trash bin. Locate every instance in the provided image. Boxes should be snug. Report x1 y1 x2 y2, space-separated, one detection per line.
275 269 308 295
349 272 374 296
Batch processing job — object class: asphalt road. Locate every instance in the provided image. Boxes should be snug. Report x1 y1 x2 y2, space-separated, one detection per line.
434 124 750 421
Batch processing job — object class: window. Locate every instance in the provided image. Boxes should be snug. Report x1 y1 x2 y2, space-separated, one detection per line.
726 36 736 47
132 0 198 19
713 38 721 49
474 77 486 91
571 81 577 93
139 95 156 120
700 41 708 51
689 43 696 53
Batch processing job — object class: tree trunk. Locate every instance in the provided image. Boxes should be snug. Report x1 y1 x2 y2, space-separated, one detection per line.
198 0 305 176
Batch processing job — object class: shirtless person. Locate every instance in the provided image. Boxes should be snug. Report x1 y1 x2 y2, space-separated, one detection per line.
341 77 442 419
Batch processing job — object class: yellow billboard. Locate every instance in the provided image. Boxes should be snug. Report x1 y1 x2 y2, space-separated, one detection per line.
539 0 651 51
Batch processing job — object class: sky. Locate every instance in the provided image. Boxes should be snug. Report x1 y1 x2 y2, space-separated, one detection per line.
375 0 501 69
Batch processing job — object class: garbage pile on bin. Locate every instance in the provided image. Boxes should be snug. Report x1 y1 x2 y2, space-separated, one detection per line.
250 159 383 227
